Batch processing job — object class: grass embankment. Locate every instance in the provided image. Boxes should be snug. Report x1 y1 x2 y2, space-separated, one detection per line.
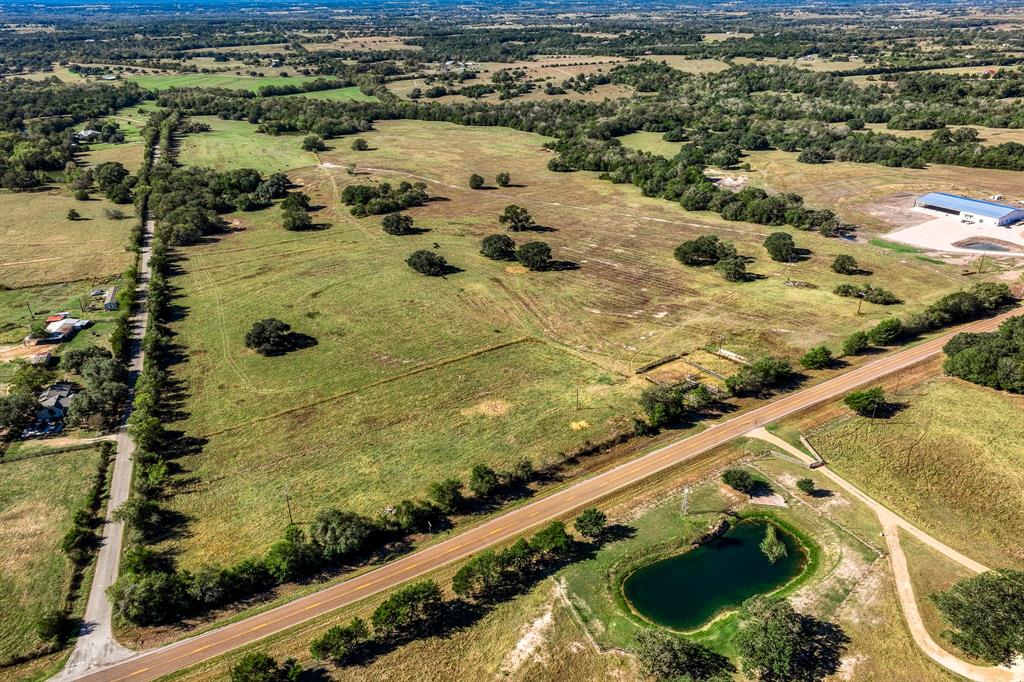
160 117 969 569
808 376 1024 570
0 447 103 662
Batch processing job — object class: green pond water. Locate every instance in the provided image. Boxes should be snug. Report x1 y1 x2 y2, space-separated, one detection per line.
622 518 806 630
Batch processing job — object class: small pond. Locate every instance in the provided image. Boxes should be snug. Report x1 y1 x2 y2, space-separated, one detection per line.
622 518 807 631
960 240 1012 252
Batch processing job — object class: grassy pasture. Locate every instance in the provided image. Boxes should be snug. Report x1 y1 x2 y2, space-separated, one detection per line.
806 376 1024 570
615 131 683 158
163 117 966 568
863 122 1024 145
294 86 378 102
0 189 135 289
125 73 333 92
0 447 102 662
651 56 732 74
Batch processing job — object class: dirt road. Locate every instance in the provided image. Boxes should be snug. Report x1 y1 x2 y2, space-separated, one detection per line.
749 429 1024 682
72 306 1023 682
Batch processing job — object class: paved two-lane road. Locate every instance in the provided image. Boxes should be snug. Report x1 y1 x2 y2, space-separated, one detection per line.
75 306 1022 682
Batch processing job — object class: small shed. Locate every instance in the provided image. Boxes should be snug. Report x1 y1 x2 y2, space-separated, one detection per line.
103 287 119 311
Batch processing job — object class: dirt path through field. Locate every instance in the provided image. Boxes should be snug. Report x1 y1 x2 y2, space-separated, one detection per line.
747 428 1023 682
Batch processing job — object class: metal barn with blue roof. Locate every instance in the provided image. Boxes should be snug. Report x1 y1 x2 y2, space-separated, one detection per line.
915 192 1024 228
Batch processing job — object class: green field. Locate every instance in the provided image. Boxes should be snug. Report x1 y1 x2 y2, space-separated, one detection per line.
808 377 1024 570
295 86 379 102
161 117 969 569
615 131 684 158
0 447 102 662
125 73 335 92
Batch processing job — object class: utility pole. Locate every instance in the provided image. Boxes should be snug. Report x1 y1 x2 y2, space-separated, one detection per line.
857 297 863 316
681 486 691 516
977 255 987 275
283 485 294 526
26 303 34 319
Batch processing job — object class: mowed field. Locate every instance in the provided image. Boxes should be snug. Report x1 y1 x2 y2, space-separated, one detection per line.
805 376 1024 570
125 73 343 92
163 117 967 568
0 447 102 662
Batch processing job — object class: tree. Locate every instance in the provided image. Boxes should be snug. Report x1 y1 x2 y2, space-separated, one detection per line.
796 478 816 495
301 134 326 152
725 356 794 397
427 478 465 514
932 569 1024 665
760 524 788 564
574 507 607 540
280 192 311 212
841 330 871 356
715 256 748 282
800 345 833 370
282 208 312 231
516 241 552 271
498 204 534 231
371 580 445 638
674 235 735 266
264 525 316 583
406 250 450 276
469 463 500 499
452 550 504 601
36 609 76 646
308 509 375 562
245 318 292 356
0 393 38 433
468 173 485 189
763 232 797 262
831 254 859 275
638 384 688 428
844 387 886 416
382 213 415 235
530 520 571 559
480 234 516 260
230 652 302 682
734 596 802 681
309 617 369 664
108 570 187 626
634 629 733 682
868 317 903 346
67 208 81 220
721 468 755 493
496 171 511 187
351 138 369 151
74 189 90 201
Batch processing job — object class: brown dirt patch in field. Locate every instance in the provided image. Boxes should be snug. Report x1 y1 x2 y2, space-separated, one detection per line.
461 399 511 418
0 500 62 571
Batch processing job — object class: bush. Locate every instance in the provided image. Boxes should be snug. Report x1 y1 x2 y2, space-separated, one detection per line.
763 232 797 262
721 468 755 493
516 241 552 271
301 134 326 152
108 570 187 626
351 138 369 151
469 463 500 499
844 387 886 416
868 317 903 346
674 235 735 266
842 330 871 356
427 478 465 514
530 520 571 558
230 652 302 682
638 384 688 428
309 617 369 664
468 173 485 189
831 254 859 274
36 609 76 646
715 256 748 282
574 507 607 540
496 171 511 187
796 478 816 495
725 356 794 396
245 318 292 355
382 213 414 235
760 524 788 564
800 345 833 370
264 525 317 583
406 250 450 276
371 580 445 639
281 208 313 231
308 509 375 562
67 208 80 220
480 234 516 260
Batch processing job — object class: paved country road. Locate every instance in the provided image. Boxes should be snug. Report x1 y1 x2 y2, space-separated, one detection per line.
72 306 1023 682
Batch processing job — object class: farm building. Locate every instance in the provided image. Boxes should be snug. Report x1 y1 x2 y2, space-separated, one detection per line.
36 382 77 423
915 192 1024 227
103 287 119 311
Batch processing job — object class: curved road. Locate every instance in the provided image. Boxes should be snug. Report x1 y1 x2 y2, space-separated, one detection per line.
74 307 1022 682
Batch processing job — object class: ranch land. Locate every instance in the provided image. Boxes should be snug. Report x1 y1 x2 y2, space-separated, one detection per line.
160 115 972 570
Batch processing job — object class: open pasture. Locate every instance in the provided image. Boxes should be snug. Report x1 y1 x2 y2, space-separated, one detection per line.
161 117 968 567
125 72 331 92
0 447 102 662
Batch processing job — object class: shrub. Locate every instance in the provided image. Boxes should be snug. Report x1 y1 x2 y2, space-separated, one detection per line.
721 468 755 493
760 524 788 563
406 250 450 276
281 208 312 231
831 254 859 274
800 345 833 370
516 241 552 271
382 213 415 235
245 318 292 355
36 609 76 646
309 617 369 664
230 652 302 682
308 509 375 562
842 331 871 356
67 208 81 220
868 317 903 346
108 570 187 626
480 234 516 260
301 134 326 152
468 173 485 189
427 478 465 513
469 463 500 499
371 580 445 638
715 256 748 282
844 387 887 416
496 171 511 187
725 356 794 396
796 478 815 495
674 235 735 266
530 520 572 558
351 138 369 151
638 384 688 428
